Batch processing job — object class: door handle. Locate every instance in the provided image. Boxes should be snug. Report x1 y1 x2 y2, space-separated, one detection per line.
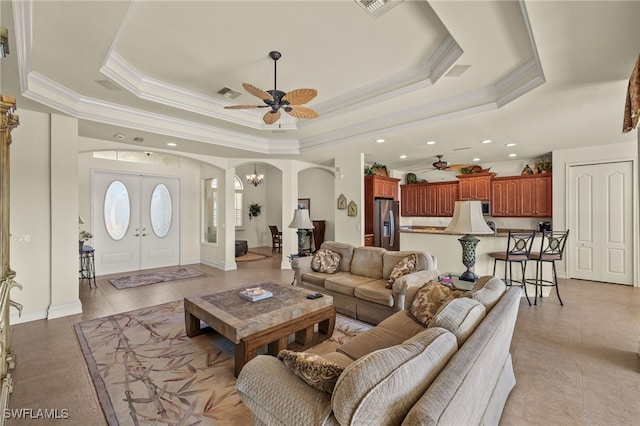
389 210 395 247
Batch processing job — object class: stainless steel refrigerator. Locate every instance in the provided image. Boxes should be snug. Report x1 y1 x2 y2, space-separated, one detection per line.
373 199 400 250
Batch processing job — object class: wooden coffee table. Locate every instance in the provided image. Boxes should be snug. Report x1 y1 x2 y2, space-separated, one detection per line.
184 281 335 377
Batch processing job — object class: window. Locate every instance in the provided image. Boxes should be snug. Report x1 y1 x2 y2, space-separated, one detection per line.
203 176 244 243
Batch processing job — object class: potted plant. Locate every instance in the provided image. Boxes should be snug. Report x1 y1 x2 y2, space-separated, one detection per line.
534 160 552 174
248 203 262 220
79 230 92 250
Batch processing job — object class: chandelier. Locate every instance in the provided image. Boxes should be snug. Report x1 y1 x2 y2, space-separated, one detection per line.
246 164 264 187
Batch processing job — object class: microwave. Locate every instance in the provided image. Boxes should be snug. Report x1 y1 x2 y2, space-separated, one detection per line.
481 200 491 216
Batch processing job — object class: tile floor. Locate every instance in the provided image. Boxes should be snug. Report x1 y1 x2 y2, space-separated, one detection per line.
6 247 640 425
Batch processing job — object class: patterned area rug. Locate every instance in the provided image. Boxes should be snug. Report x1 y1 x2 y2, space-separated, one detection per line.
108 267 207 289
74 300 370 425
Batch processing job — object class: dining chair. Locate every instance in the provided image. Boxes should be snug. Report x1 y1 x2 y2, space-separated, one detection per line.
268 225 283 254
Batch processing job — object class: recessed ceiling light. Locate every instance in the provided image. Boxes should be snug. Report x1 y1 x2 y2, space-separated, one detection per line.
114 133 125 140
375 138 385 143
167 142 177 147
426 141 436 145
400 155 407 159
508 153 517 157
481 139 492 144
133 137 144 143
505 143 516 147
472 158 480 162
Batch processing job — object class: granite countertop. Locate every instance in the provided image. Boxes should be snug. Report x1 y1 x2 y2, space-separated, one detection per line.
400 226 539 237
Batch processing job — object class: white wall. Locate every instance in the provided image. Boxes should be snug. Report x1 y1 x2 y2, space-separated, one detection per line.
335 154 364 246
10 110 53 323
299 167 335 247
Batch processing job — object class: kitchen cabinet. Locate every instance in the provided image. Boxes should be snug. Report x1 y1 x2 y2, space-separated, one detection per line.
491 174 552 217
435 182 458 216
400 181 456 217
457 173 494 200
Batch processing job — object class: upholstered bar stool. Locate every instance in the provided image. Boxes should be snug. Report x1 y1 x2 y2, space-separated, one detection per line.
528 230 569 305
488 231 535 305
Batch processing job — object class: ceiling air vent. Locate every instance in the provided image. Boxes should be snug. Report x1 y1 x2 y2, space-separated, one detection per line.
217 86 243 99
355 0 403 18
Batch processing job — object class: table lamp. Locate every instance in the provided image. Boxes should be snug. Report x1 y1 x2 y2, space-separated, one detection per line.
288 209 314 256
445 200 494 281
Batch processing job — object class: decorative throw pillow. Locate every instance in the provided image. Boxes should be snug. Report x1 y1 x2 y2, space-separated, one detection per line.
386 254 417 288
311 248 341 274
277 350 344 393
409 281 467 327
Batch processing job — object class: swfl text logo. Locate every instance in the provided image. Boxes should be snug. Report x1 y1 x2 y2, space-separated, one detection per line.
3 408 69 419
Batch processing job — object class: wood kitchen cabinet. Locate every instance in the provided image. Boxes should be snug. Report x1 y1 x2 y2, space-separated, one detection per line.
457 173 494 200
400 181 456 217
491 174 552 217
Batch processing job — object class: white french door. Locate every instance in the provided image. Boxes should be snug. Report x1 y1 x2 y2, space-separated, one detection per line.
569 161 633 285
92 171 181 275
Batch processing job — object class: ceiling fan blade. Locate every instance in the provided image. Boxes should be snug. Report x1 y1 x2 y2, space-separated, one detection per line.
242 83 273 102
224 104 263 109
446 164 469 171
263 110 281 125
283 88 317 105
286 105 319 119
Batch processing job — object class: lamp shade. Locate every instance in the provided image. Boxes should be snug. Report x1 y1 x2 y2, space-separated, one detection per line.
288 209 314 229
445 201 494 235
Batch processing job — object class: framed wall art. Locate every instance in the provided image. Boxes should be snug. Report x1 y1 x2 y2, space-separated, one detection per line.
337 194 347 210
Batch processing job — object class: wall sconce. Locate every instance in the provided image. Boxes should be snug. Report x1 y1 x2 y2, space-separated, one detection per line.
0 28 9 58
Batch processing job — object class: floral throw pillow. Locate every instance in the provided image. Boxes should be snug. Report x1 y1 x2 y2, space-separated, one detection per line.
386 254 417 288
409 281 467 327
311 248 341 274
277 350 344 393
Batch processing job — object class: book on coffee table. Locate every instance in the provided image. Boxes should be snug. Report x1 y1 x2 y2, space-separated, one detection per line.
239 287 273 302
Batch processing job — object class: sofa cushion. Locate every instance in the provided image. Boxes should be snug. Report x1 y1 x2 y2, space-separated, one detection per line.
320 241 355 273
277 350 344 394
323 352 355 369
311 248 341 274
467 276 507 311
353 280 394 307
430 298 487 347
386 254 417 288
377 311 427 339
325 274 377 296
301 271 350 288
409 281 466 327
332 327 458 425
336 326 409 361
350 247 386 279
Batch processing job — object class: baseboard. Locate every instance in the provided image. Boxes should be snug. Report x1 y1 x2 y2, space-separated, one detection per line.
47 299 83 320
10 308 48 325
200 259 237 271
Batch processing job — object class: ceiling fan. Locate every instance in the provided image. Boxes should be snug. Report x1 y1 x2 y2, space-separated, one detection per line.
413 155 469 172
224 51 319 125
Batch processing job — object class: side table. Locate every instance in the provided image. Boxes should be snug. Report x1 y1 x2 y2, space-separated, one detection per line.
438 273 475 291
79 245 96 288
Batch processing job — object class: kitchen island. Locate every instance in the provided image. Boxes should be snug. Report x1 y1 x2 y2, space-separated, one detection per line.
400 226 554 297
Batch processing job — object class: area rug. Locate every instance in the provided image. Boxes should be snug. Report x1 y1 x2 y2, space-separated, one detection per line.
235 251 269 262
74 300 370 425
108 267 207 289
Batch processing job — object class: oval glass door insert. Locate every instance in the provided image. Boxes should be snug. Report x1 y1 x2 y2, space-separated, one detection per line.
104 180 130 240
150 184 172 238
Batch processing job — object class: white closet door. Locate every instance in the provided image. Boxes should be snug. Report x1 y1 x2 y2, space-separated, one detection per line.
569 161 633 285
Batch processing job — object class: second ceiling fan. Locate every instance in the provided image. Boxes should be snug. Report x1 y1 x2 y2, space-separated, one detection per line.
224 51 319 125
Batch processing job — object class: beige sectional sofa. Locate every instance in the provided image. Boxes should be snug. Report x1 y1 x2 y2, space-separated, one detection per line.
236 277 521 425
292 241 440 324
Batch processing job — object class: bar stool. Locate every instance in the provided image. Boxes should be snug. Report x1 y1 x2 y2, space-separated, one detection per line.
528 230 569 305
488 231 535 305
79 244 97 288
